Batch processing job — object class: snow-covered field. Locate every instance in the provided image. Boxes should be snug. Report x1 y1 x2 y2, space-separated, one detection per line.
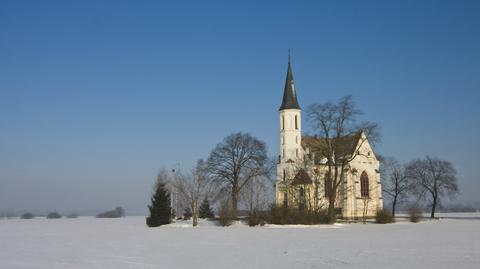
1 213 479 269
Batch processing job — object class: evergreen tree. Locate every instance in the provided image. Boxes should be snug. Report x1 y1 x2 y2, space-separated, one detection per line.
146 181 172 227
199 198 215 219
183 207 192 220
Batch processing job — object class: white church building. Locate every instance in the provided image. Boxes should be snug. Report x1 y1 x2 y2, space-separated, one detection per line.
275 58 383 219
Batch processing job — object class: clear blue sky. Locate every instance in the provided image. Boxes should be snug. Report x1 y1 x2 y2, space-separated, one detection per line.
1 0 479 214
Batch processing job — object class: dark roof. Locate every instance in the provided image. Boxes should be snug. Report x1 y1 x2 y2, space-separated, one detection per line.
279 57 300 110
302 132 363 164
292 169 312 185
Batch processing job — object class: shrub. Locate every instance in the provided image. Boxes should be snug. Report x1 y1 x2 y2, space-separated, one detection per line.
67 213 78 218
199 198 215 219
247 209 266 227
47 212 62 219
183 207 192 220
96 207 125 218
375 208 394 224
21 212 35 219
268 204 329 225
218 200 233 227
409 207 422 223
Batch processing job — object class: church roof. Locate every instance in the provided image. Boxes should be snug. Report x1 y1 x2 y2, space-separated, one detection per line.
279 56 300 110
302 132 363 164
292 169 312 185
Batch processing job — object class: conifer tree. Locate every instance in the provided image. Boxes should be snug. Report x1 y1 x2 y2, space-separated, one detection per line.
146 179 172 227
199 198 215 219
183 207 192 220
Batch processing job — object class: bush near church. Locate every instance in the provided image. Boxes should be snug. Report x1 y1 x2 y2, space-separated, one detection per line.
408 207 422 223
268 204 329 225
247 209 267 227
375 208 394 224
218 200 233 227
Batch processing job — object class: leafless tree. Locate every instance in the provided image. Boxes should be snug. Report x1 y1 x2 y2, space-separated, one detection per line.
361 193 372 224
381 156 410 216
207 132 270 217
306 95 380 223
405 156 459 218
172 159 214 226
240 175 272 214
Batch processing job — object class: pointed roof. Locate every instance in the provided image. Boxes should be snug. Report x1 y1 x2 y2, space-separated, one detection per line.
279 55 300 110
301 131 374 164
292 169 312 185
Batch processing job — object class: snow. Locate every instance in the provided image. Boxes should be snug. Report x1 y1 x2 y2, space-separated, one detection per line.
1 214 479 269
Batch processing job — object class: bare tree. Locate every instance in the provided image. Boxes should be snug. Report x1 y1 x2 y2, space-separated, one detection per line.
306 95 380 223
173 159 214 226
207 132 270 217
405 156 459 218
361 191 372 224
381 156 410 216
240 175 272 214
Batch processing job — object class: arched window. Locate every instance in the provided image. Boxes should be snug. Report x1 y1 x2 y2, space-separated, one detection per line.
299 187 305 211
281 115 285 130
324 172 331 198
360 171 369 197
283 169 286 182
283 191 288 207
295 115 298 130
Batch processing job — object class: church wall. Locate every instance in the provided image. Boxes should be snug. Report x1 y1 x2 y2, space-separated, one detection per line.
343 138 383 219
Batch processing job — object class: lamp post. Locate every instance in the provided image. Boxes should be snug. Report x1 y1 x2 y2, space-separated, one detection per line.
170 163 180 218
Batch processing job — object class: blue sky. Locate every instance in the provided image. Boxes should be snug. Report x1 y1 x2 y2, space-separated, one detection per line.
1 0 479 214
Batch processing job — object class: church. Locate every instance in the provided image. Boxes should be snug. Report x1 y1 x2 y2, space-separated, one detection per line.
275 58 383 219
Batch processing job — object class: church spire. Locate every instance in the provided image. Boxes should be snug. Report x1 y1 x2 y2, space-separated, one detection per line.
279 52 300 110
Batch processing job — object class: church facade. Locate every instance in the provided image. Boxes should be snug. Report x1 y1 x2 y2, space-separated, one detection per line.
275 58 383 219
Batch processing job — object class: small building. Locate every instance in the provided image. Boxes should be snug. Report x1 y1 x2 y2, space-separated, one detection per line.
275 57 383 219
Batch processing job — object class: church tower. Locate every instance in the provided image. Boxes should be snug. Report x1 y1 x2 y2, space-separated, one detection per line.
276 54 303 206
279 55 302 163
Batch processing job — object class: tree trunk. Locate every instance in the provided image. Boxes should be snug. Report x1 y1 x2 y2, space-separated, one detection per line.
430 196 437 219
327 192 336 224
231 186 238 218
392 196 397 217
192 201 198 227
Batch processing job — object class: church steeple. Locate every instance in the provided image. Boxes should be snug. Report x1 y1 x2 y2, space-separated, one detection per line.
279 54 300 110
